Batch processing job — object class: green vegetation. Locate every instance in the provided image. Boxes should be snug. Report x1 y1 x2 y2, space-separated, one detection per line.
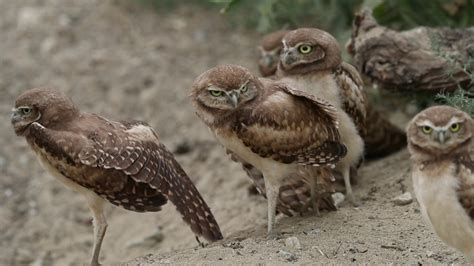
436 89 474 115
139 0 474 115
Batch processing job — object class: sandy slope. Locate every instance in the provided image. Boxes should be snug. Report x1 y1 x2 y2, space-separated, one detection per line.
0 0 467 265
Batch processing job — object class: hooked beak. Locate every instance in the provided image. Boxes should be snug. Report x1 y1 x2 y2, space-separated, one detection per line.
228 91 239 108
262 55 275 68
10 108 21 124
435 130 449 144
281 49 297 66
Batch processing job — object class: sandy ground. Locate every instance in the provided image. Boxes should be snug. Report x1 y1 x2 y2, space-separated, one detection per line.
0 0 468 265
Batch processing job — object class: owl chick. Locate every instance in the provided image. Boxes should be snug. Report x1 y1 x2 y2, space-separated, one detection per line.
277 28 366 205
11 88 223 266
258 30 290 77
190 64 347 236
408 105 474 262
258 29 406 160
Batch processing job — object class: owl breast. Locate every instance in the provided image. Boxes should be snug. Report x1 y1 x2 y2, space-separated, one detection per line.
280 72 343 109
213 128 297 182
413 162 474 255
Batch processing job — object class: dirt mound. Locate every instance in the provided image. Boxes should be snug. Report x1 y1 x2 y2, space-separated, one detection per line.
0 1 466 265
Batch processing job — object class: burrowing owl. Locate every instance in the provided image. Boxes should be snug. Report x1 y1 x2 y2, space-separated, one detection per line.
277 28 366 205
258 29 406 159
408 105 473 262
11 88 223 266
190 64 347 236
258 30 289 77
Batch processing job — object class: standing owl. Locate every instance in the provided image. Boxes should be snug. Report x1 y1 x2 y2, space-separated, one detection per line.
190 64 347 236
11 88 223 266
277 28 366 205
258 29 406 160
408 106 474 262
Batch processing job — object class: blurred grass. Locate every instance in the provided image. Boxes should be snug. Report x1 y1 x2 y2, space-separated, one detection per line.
138 0 474 113
138 0 474 41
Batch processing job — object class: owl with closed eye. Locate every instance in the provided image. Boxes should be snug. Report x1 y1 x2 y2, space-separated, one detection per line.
407 105 474 262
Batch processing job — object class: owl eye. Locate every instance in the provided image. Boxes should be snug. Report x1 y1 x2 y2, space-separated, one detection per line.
298 45 312 54
421 126 432 134
209 90 223 97
241 85 248 93
450 123 461 132
21 107 32 115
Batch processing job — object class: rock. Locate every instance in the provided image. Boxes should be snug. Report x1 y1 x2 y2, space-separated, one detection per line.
332 192 345 207
284 236 301 250
277 250 298 262
223 241 243 249
391 192 413 206
304 228 321 236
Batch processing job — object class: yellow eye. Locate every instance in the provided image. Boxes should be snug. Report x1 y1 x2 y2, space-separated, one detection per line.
421 126 432 134
298 45 312 54
241 85 248 93
209 90 223 97
450 123 461 132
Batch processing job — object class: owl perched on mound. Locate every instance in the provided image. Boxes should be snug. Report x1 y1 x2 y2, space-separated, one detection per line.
257 29 406 160
190 64 347 236
276 28 366 205
11 88 223 266
408 106 473 262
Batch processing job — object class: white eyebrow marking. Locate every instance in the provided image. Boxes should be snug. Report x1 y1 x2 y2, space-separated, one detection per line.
416 117 463 131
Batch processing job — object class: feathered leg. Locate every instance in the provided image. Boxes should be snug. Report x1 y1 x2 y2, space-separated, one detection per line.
342 166 358 206
264 177 281 238
86 195 108 266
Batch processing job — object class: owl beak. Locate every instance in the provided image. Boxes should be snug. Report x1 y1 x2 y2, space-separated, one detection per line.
281 49 296 66
435 130 449 144
10 108 21 123
261 55 274 68
228 91 239 108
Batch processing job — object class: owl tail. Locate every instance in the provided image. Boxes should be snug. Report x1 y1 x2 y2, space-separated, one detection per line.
161 161 223 242
363 103 407 159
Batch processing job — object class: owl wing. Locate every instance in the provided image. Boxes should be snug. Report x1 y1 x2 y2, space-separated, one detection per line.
236 82 347 166
28 117 223 242
335 62 368 137
457 141 474 221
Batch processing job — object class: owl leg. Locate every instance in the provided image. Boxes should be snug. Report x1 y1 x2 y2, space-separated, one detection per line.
299 177 320 216
342 166 358 207
87 195 108 266
311 179 321 217
264 177 280 239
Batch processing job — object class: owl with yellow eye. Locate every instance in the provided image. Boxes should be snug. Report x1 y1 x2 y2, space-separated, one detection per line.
407 105 474 262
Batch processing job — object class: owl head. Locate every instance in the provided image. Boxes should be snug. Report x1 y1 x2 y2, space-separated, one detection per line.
11 87 79 136
258 30 289 77
278 28 342 75
190 64 262 125
407 105 472 159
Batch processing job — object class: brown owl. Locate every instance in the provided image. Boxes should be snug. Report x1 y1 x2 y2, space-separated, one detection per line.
190 64 347 237
257 29 406 160
407 105 474 262
277 28 366 205
258 30 290 77
11 88 223 266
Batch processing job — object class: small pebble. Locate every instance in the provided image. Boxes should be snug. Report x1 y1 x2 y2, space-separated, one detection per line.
332 192 345 207
277 250 297 262
392 192 413 206
284 236 301 250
